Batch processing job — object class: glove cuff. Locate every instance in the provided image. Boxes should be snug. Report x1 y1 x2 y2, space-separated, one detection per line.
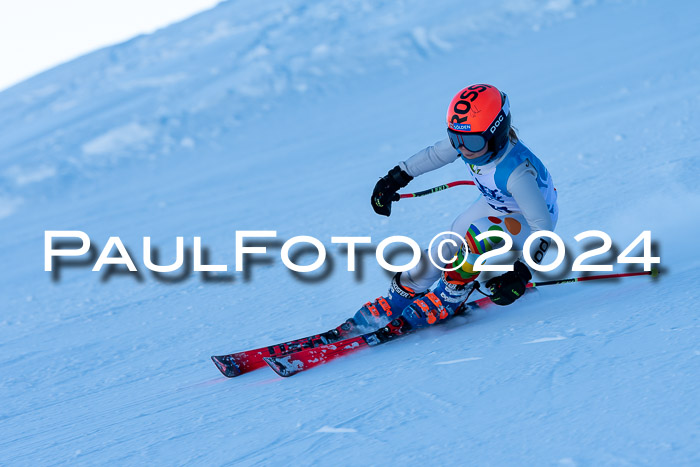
514 260 532 282
385 165 413 190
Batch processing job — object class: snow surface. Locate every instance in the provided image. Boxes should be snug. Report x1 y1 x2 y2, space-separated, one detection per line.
1 0 699 464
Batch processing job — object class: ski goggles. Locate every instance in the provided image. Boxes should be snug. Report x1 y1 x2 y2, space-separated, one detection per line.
446 94 510 153
447 130 490 152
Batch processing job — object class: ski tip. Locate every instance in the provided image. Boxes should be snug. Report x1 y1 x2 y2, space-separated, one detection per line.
211 355 243 378
263 356 301 377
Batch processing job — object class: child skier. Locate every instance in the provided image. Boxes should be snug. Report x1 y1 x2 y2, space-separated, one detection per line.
352 83 558 330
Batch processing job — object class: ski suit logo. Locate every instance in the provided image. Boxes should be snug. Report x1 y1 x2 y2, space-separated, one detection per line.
474 178 504 204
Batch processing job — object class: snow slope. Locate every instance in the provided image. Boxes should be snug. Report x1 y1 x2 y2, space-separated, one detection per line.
1 0 699 464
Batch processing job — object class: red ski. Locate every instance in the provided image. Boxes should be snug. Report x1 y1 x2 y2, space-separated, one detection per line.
264 295 494 377
262 318 408 377
211 321 355 377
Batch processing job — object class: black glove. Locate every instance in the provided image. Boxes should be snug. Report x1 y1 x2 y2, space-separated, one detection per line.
371 166 413 216
485 260 532 306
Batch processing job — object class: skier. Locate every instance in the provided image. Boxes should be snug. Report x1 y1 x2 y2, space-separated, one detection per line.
352 83 558 330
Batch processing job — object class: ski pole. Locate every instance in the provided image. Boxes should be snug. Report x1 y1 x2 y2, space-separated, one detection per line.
529 268 659 287
393 180 475 201
464 269 658 310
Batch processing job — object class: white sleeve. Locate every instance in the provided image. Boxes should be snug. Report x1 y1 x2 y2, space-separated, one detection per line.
398 138 460 177
507 161 553 233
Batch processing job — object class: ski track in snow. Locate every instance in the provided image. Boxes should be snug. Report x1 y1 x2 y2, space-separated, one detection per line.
523 336 567 344
435 357 483 365
315 426 358 434
1 0 700 465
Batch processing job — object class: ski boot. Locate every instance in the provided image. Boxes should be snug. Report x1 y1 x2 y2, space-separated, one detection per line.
401 273 475 329
351 272 423 331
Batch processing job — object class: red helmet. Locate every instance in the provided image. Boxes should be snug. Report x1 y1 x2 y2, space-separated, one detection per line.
446 84 511 163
